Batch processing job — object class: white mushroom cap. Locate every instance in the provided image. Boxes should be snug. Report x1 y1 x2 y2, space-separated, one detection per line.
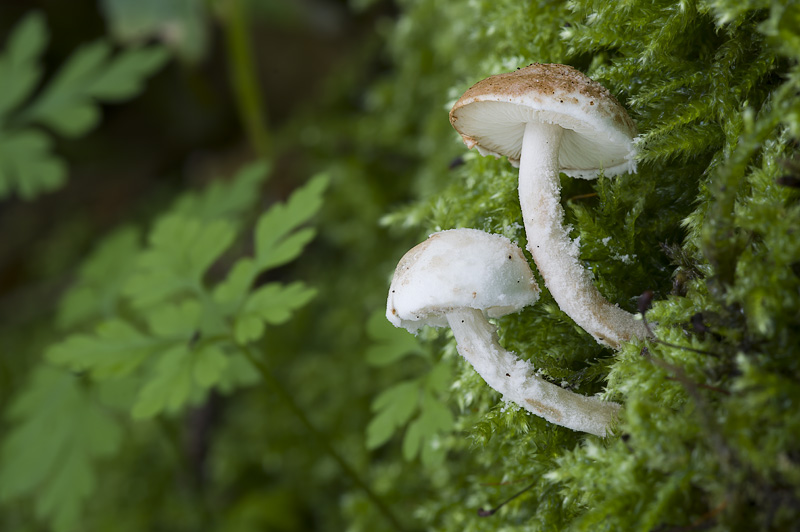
449 63 638 178
386 228 539 333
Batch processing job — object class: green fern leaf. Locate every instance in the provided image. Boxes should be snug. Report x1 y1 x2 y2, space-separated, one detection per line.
88 45 169 100
56 226 141 329
0 366 122 532
255 173 329 269
131 345 194 418
50 298 232 419
213 258 257 308
0 11 48 116
0 129 66 199
215 350 261 392
132 342 228 414
0 12 166 199
212 173 328 338
402 390 454 466
233 282 317 344
366 380 420 449
193 344 229 387
124 215 236 307
23 41 168 137
46 319 164 378
132 301 229 417
100 0 210 63
365 309 425 366
172 159 271 221
57 161 270 329
366 359 454 466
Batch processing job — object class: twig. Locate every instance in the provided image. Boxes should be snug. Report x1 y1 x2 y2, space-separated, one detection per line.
665 376 730 396
638 291 721 358
480 475 534 487
566 192 598 201
478 480 537 517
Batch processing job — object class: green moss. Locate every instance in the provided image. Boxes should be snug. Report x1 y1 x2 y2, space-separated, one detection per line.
371 0 800 529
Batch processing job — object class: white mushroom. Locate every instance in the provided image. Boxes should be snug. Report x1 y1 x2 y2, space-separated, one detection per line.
449 63 649 348
387 228 620 437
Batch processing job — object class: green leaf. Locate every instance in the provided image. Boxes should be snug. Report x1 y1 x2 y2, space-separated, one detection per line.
401 414 424 462
132 341 229 418
365 309 426 366
145 298 202 339
259 227 318 271
124 215 236 307
0 366 122 532
172 159 271 222
0 129 66 199
193 344 229 388
89 46 170 100
402 390 454 465
216 351 260 393
37 100 100 138
232 314 263 346
424 359 453 393
233 282 317 344
255 173 329 269
0 12 48 116
24 41 110 136
46 319 163 379
0 15 165 199
56 226 141 329
213 258 257 308
100 0 210 63
366 380 420 449
24 41 168 137
52 298 231 419
211 171 326 327
132 345 194 418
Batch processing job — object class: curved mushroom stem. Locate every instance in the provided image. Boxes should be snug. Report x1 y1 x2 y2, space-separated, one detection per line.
445 307 619 437
517 121 650 348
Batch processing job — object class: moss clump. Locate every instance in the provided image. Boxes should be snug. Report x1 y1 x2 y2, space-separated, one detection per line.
371 0 800 530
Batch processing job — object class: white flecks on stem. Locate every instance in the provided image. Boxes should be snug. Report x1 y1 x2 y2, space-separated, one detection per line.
517 121 649 348
446 307 619 437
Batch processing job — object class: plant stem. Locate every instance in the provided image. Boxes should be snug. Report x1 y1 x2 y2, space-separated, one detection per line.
240 345 407 532
156 417 216 528
222 0 272 159
477 480 537 517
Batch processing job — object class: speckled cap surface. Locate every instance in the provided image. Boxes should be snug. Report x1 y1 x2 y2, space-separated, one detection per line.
386 229 540 333
449 63 638 178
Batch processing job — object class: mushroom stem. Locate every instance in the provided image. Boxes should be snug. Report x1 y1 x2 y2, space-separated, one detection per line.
517 121 649 348
445 307 619 437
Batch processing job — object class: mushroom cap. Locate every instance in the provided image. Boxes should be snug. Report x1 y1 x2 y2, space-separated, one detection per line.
449 63 638 178
386 228 540 333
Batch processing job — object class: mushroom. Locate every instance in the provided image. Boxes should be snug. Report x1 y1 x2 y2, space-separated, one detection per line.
449 63 649 348
386 228 620 437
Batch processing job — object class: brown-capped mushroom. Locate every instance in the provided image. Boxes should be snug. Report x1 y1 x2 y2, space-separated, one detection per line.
449 63 649 348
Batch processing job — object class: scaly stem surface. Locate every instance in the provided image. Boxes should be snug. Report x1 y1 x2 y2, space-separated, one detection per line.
517 121 649 348
446 308 619 437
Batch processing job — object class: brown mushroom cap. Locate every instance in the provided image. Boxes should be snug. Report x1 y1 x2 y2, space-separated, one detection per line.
449 63 638 178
